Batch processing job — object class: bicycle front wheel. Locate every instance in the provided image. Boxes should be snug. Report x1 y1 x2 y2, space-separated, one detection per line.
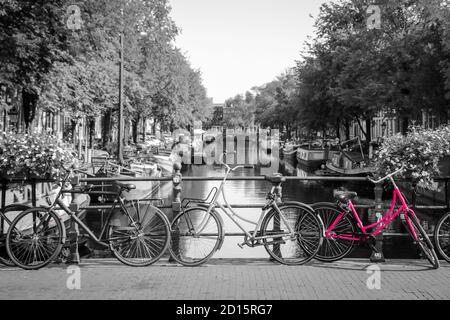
169 207 222 266
261 203 323 265
108 202 170 267
435 212 450 263
404 211 439 269
1 204 30 266
6 207 65 270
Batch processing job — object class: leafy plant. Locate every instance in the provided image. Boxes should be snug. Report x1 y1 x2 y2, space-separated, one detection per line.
0 131 78 180
374 125 450 190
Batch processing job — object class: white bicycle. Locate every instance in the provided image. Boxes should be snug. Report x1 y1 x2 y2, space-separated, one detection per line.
169 156 324 266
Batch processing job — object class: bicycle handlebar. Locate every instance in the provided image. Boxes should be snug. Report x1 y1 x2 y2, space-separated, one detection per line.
367 166 405 184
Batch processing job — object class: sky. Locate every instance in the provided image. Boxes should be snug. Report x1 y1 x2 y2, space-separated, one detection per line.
169 0 329 104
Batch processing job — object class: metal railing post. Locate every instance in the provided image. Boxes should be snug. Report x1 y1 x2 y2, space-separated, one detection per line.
1 181 6 236
1 181 6 210
172 162 182 219
370 183 385 262
67 174 81 264
170 162 182 263
269 181 283 261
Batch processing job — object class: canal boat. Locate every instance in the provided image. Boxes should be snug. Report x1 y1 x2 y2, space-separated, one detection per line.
323 137 375 176
296 147 339 169
281 142 299 164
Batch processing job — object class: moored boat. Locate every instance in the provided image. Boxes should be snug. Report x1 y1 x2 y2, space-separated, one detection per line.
296 147 338 169
282 143 299 164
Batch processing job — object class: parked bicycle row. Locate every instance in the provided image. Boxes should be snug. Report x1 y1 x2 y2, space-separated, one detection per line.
1 161 449 270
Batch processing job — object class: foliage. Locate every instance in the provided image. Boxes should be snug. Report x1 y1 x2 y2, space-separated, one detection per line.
374 125 450 190
295 0 449 135
224 92 256 128
0 131 78 180
252 70 298 131
0 0 212 136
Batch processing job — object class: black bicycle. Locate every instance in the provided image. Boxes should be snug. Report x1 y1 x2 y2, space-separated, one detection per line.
6 166 171 270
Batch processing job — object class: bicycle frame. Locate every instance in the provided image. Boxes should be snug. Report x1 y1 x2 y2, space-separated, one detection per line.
195 166 296 242
46 186 142 248
327 176 419 242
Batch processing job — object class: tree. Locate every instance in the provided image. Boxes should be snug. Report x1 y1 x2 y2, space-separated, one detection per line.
1 0 211 143
295 0 450 140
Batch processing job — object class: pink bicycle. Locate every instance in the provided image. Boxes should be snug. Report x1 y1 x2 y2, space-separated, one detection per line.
312 167 440 269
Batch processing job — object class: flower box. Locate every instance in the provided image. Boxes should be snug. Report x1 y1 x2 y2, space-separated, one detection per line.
0 131 77 181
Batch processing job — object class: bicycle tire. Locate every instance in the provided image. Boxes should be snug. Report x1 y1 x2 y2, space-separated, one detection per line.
0 204 30 266
108 202 170 267
404 211 439 269
169 206 222 266
312 203 356 262
6 207 65 270
260 202 323 265
435 212 450 263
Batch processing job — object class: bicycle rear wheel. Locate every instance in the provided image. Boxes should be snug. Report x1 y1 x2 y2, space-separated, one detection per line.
404 211 439 269
312 203 356 262
6 207 65 270
108 202 170 267
1 205 30 266
435 212 450 263
261 203 323 265
169 207 222 266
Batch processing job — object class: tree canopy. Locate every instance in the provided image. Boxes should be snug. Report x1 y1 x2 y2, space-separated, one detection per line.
0 0 212 135
225 0 450 141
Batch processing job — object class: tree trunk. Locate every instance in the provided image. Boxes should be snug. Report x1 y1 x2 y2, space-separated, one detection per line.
335 118 341 141
344 119 350 141
365 116 372 142
401 117 409 135
142 117 146 142
355 117 368 141
71 120 77 149
132 115 139 143
89 119 94 149
22 88 38 130
152 120 157 136
102 110 112 149
124 119 130 146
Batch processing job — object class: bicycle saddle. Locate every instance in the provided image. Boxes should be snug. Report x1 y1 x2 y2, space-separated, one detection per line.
114 181 136 191
334 191 357 202
265 175 286 184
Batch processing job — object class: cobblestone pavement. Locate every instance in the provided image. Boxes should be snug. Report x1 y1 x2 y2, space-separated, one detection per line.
0 258 449 300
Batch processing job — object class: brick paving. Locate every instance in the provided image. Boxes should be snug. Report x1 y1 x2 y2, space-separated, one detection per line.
0 258 449 300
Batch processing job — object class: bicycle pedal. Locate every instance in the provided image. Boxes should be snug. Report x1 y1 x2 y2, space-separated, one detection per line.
237 243 245 249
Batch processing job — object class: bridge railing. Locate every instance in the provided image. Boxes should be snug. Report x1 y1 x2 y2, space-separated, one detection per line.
1 166 449 263
2 171 449 213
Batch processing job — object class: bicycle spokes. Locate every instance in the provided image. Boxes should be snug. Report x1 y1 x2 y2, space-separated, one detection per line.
7 209 64 269
169 208 221 266
261 205 322 265
109 204 170 267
